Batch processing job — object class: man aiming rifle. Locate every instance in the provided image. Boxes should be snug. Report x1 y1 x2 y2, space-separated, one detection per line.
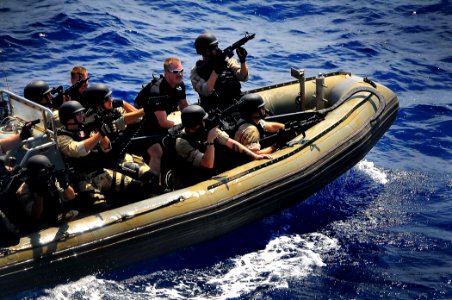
51 76 90 109
190 32 255 113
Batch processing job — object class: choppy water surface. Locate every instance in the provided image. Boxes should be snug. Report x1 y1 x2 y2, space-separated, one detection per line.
1 0 451 299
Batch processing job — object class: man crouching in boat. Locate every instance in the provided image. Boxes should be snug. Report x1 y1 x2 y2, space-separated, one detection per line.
57 101 148 208
234 93 285 154
0 122 38 244
15 155 78 230
164 105 272 189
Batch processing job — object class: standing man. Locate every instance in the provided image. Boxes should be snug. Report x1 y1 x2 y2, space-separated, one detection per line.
133 57 188 178
190 33 249 113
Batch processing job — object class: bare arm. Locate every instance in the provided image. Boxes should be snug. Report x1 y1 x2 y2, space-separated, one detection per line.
225 138 272 160
264 121 285 133
207 71 219 95
178 99 189 110
155 111 175 129
122 100 138 112
239 62 248 79
199 127 219 169
63 185 76 201
0 134 21 153
82 132 103 152
123 108 145 124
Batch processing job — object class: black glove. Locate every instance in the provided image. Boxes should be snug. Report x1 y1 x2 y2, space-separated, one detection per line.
19 122 34 140
236 47 248 63
99 122 115 137
56 171 70 190
223 47 234 58
112 99 123 108
213 51 227 74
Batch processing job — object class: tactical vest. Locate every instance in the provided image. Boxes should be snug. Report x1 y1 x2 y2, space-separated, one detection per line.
161 128 213 189
135 76 180 135
195 60 242 112
233 118 266 140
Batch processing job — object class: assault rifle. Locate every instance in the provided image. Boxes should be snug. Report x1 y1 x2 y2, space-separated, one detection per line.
51 77 90 108
204 99 244 131
259 112 325 149
222 32 256 58
82 108 122 139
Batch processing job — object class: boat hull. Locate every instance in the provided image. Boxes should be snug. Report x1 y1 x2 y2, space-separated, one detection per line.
0 72 399 296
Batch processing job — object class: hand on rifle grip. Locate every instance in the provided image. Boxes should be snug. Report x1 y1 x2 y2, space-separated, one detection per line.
214 51 227 74
19 120 39 140
99 122 115 137
236 47 248 63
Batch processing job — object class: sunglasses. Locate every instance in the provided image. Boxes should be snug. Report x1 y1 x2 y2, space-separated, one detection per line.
209 43 219 51
169 69 184 75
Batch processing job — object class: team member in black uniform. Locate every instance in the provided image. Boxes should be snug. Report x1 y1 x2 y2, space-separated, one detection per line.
134 57 188 178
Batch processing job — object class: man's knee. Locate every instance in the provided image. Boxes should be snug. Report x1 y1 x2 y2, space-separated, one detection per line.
148 143 163 158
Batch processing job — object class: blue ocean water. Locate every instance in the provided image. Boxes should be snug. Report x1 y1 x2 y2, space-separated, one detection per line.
1 0 451 299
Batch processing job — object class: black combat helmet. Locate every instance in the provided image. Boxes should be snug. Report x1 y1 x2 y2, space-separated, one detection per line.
82 83 112 108
181 105 208 128
194 33 218 54
26 154 53 176
239 93 266 117
59 100 85 125
24 80 52 103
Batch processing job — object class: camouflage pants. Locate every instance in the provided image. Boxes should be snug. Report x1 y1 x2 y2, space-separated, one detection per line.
78 168 142 205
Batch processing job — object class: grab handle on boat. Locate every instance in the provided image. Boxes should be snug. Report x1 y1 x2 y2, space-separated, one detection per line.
291 68 305 111
335 86 386 123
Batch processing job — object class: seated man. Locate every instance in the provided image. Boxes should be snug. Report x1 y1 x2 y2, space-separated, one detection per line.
133 57 188 179
82 83 158 186
234 93 285 154
0 123 36 245
57 101 150 207
165 105 271 189
23 80 54 109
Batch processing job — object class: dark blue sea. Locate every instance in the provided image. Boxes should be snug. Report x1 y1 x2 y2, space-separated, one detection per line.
1 0 451 299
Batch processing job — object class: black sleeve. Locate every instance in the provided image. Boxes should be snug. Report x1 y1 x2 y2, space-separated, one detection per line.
178 82 187 100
